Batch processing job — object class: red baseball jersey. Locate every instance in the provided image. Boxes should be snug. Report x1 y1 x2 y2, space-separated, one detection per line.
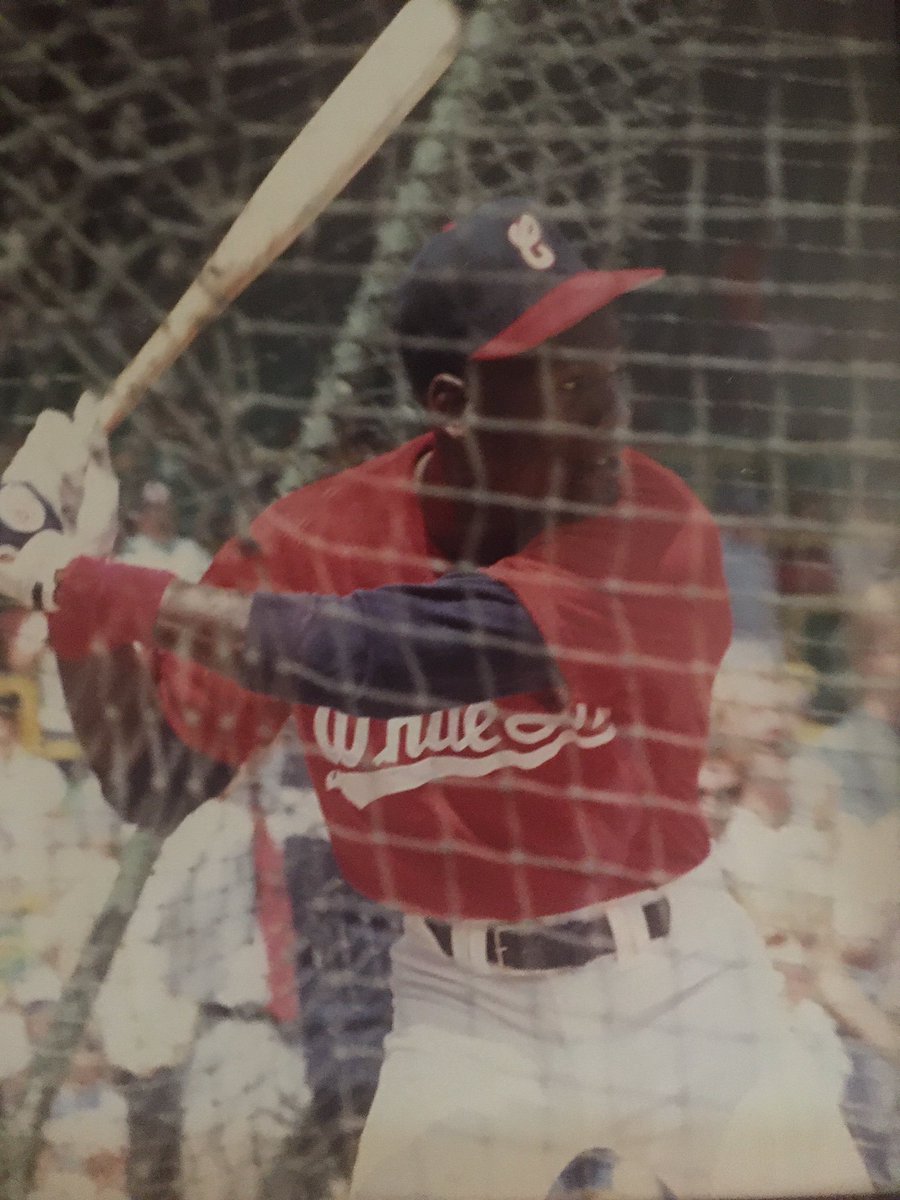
158 434 731 920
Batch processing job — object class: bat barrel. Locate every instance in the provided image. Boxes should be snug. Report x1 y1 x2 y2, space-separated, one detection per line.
95 0 462 433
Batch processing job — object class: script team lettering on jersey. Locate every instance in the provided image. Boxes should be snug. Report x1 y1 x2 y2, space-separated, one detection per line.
314 701 616 809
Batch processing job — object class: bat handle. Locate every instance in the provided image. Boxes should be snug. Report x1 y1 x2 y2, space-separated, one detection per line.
97 390 129 436
96 272 225 434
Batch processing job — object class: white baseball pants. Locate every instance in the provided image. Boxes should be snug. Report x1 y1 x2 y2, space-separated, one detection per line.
350 856 870 1200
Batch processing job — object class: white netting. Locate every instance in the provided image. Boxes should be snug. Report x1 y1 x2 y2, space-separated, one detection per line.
0 0 898 1197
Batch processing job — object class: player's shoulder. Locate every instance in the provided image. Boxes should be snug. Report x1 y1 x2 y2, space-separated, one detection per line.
254 435 428 533
622 448 714 524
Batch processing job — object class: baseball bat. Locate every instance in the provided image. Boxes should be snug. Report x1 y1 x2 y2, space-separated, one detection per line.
95 0 462 435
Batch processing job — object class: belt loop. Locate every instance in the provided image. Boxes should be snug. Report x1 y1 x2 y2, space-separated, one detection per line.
605 901 653 962
450 924 490 970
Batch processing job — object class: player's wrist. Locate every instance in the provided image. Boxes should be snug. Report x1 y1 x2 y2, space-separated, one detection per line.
47 557 176 661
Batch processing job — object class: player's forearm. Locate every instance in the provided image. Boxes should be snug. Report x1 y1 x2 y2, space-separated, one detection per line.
48 558 557 718
158 574 556 715
58 644 234 834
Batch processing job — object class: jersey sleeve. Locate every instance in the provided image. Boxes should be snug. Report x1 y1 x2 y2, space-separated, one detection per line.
243 572 556 717
154 532 292 767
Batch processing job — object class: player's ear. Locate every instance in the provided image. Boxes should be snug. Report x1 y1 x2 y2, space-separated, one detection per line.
424 373 468 432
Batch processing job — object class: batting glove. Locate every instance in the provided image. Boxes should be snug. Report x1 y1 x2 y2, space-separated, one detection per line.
0 529 82 612
0 391 120 610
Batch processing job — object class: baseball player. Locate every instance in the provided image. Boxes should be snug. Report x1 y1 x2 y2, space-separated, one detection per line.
0 199 871 1198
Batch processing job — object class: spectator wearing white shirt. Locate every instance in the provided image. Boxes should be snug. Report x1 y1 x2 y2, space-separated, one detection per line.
123 740 314 1200
697 749 746 842
0 690 67 995
707 621 900 1174
118 480 211 583
710 661 812 763
718 749 798 938
832 466 900 604
707 748 853 1112
795 580 900 1187
94 854 199 1200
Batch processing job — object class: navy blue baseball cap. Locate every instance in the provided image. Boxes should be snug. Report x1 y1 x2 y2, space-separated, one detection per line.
394 197 664 362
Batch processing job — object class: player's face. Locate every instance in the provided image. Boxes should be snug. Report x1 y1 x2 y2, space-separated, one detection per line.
698 756 743 838
746 750 792 827
470 310 624 517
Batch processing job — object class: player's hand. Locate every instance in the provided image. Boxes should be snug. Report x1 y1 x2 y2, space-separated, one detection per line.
0 391 120 610
69 391 120 558
1 391 120 557
0 527 81 612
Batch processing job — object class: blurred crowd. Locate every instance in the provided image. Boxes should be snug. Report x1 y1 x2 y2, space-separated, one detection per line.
0 470 897 1199
0 677 130 1197
703 576 900 1189
0 476 394 1200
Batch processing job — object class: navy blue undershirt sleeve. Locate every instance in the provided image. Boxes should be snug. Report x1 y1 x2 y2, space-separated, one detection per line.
243 572 559 718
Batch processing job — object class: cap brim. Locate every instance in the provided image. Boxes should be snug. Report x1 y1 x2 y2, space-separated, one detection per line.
471 268 664 360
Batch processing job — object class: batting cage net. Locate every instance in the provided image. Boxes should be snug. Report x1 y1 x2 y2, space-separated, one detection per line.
0 0 898 1198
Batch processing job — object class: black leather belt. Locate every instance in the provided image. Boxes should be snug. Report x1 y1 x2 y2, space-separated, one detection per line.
199 1001 274 1023
425 895 671 971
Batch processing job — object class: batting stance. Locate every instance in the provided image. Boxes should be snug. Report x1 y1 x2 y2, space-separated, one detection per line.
0 200 871 1198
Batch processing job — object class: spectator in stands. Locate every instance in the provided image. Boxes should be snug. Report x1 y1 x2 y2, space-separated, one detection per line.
707 237 776 443
710 661 812 761
1 609 82 765
106 726 398 1200
793 578 900 1186
118 740 311 1200
262 738 401 1200
30 1159 97 1200
46 841 120 985
13 960 62 1038
697 748 746 841
43 1039 130 1200
776 486 846 720
118 480 211 582
706 601 900 1186
0 977 30 1117
832 463 900 602
714 467 785 669
0 690 67 994
703 741 856 1116
56 767 126 858
95 882 198 1200
84 1147 130 1200
717 748 797 940
0 689 66 821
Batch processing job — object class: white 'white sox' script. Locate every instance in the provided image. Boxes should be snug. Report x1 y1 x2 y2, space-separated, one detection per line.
314 702 616 810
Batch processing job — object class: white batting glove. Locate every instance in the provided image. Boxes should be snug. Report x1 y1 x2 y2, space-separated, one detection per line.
0 391 120 610
0 529 82 612
2 391 119 554
69 391 120 558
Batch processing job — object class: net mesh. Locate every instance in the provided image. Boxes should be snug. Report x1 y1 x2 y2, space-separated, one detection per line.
0 0 898 1197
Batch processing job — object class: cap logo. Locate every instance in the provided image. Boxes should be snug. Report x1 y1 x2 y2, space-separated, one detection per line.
507 214 556 271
